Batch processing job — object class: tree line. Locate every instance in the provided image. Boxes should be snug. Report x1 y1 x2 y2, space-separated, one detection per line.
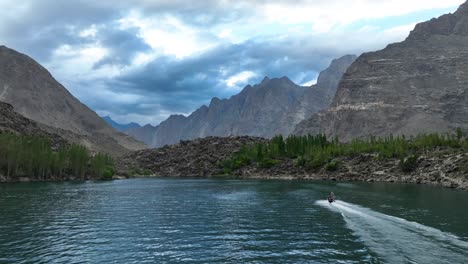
0 133 115 180
223 129 468 173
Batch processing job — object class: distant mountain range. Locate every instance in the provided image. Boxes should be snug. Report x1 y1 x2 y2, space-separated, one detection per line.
294 1 468 140
125 55 357 148
102 116 141 132
0 46 147 155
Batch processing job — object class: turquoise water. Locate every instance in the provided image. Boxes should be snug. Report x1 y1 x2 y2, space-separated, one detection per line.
0 179 467 263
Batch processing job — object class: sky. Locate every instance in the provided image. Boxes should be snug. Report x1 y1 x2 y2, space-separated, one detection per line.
0 0 465 125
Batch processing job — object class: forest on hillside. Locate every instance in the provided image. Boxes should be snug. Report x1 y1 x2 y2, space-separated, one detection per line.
0 133 115 181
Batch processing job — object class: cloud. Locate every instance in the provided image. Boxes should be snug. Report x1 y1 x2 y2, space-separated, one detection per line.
118 13 219 59
0 0 464 125
258 0 464 31
92 25 152 68
226 71 257 90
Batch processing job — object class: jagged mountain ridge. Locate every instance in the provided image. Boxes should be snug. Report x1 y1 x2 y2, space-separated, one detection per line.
126 55 357 148
294 1 468 140
102 116 141 132
0 46 147 155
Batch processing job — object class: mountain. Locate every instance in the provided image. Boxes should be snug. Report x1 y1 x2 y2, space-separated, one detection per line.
294 1 468 140
0 101 101 149
0 46 147 155
102 116 141 132
0 101 64 144
126 55 357 148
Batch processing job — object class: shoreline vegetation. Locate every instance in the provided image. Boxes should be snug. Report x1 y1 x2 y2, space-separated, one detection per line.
219 130 468 190
0 133 115 182
117 131 468 190
1 130 467 191
223 130 467 173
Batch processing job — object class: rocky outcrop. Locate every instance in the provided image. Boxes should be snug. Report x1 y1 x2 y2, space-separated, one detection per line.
116 136 267 177
0 46 147 155
294 2 468 140
126 55 356 147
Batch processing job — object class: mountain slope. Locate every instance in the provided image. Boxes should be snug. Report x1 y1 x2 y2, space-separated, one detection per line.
0 101 104 151
126 55 356 148
0 101 64 144
294 1 468 140
102 116 141 132
0 46 147 155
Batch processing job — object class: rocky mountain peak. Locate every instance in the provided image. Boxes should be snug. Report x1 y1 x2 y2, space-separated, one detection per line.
194 104 209 114
166 114 186 121
457 0 468 14
279 76 294 84
407 0 468 41
209 97 226 108
327 55 358 71
261 76 270 84
257 76 296 90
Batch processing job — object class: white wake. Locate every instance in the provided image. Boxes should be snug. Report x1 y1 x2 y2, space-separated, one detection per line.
316 200 468 263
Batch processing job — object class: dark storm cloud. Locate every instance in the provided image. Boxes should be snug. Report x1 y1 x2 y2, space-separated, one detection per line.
93 26 152 68
0 1 121 60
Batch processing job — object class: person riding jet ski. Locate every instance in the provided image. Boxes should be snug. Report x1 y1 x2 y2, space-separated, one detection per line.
328 192 335 203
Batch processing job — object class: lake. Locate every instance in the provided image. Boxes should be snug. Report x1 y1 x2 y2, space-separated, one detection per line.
0 178 467 263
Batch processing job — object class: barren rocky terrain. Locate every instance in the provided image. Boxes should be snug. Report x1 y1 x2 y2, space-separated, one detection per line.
116 136 468 190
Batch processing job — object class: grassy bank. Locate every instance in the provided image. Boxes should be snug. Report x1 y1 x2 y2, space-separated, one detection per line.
0 133 115 181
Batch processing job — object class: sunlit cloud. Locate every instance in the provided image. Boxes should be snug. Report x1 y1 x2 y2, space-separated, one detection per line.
225 71 257 90
119 12 218 59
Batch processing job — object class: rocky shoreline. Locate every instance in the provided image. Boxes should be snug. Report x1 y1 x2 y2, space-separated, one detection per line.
116 137 468 191
229 153 468 190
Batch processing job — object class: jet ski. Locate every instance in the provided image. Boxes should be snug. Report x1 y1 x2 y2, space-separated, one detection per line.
327 192 335 203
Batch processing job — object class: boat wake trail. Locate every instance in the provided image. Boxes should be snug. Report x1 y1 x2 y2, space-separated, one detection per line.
316 200 468 263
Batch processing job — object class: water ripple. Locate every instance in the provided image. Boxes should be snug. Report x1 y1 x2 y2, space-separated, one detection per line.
1 179 467 263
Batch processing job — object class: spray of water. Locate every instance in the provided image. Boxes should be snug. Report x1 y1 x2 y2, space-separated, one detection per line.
316 200 468 263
